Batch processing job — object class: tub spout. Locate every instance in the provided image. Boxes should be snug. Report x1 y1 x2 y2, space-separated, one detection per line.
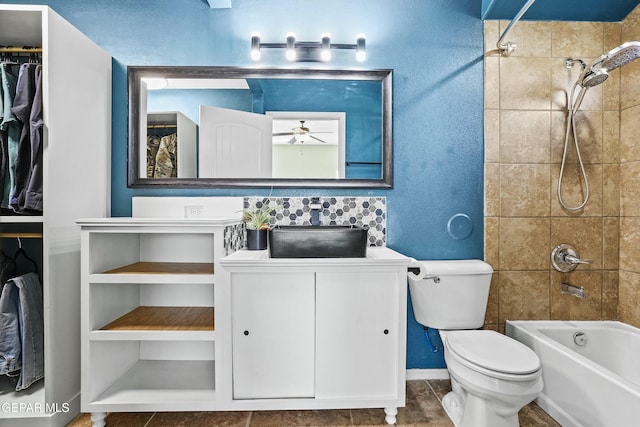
561 282 585 299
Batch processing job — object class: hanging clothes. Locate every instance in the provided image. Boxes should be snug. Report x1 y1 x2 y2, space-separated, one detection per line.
153 133 178 178
23 64 43 212
146 134 161 178
0 271 44 391
0 62 20 210
11 62 41 213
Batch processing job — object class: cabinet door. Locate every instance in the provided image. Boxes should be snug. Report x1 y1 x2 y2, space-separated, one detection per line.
316 271 400 399
231 272 315 399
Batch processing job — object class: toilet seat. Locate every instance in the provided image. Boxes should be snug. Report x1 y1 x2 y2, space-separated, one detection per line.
444 330 541 381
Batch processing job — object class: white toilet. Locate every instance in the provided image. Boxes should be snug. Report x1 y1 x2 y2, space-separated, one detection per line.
408 260 543 427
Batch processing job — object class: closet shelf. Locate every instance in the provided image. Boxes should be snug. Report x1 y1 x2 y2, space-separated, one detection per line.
100 306 214 331
103 261 214 275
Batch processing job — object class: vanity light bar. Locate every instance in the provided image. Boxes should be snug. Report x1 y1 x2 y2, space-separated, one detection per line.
250 32 366 62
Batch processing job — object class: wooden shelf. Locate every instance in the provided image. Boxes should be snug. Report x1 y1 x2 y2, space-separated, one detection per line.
103 261 213 275
100 306 214 331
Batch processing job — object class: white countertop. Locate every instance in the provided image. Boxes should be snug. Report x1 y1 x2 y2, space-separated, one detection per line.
76 217 242 227
221 246 412 268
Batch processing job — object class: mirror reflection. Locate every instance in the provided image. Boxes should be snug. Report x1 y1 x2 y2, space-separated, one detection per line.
128 67 392 188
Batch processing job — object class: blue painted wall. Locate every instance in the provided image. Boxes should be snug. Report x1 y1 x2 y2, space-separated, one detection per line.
7 0 486 369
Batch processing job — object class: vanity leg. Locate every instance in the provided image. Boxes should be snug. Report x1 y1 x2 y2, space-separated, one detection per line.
90 412 107 427
384 407 398 424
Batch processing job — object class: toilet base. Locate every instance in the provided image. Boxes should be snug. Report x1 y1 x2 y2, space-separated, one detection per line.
442 389 520 427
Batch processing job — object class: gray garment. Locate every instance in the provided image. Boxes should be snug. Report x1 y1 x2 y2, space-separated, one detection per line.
0 272 44 391
0 63 20 209
23 64 43 211
11 63 38 213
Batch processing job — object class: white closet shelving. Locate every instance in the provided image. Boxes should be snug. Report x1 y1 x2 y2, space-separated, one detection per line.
0 5 111 427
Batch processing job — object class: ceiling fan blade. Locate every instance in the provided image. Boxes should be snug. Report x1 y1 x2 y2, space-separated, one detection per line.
309 135 328 143
273 132 294 136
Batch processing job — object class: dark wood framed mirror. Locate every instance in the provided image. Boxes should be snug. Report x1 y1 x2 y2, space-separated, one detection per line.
128 66 392 188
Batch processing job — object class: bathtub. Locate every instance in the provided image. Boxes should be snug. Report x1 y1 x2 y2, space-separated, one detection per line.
506 320 640 427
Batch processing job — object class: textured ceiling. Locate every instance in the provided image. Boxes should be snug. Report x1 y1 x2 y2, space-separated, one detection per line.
482 0 640 22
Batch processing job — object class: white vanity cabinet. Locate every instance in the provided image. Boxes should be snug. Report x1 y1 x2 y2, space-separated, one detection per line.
231 272 315 399
222 247 411 424
315 271 400 400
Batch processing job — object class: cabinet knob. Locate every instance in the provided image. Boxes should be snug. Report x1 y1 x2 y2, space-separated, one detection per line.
384 329 389 335
244 330 249 336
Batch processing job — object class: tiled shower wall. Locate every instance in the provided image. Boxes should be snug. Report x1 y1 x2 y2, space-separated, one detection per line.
619 7 640 326
483 14 634 331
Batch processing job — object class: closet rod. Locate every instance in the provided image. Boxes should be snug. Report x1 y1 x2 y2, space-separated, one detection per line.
0 232 43 238
0 47 42 53
147 124 177 129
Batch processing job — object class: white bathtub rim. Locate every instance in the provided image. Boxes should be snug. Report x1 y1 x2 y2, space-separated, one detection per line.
507 320 640 396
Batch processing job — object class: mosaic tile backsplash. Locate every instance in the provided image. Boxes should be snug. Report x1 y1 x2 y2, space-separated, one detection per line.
244 196 386 246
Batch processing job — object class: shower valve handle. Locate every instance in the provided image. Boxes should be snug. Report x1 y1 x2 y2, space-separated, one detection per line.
563 253 592 265
551 244 592 272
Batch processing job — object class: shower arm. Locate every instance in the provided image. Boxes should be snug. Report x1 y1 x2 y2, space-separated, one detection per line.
496 0 536 56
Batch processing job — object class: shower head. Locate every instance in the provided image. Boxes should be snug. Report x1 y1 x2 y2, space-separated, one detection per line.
581 68 609 87
599 41 640 71
578 41 640 88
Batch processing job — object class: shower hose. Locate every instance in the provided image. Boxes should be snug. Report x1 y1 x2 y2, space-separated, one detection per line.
557 82 590 211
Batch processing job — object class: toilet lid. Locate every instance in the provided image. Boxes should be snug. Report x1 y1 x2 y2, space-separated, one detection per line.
445 330 540 375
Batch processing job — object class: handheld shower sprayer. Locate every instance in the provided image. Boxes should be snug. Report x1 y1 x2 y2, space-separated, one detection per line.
558 41 640 211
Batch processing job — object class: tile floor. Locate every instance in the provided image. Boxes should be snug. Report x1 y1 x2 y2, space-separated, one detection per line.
67 380 561 426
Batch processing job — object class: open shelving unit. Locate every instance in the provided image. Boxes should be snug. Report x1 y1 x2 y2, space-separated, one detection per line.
78 219 239 415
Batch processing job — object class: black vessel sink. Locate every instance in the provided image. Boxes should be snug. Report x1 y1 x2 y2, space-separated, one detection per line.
269 225 368 258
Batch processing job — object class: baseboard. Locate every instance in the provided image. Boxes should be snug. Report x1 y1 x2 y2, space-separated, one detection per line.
406 369 450 380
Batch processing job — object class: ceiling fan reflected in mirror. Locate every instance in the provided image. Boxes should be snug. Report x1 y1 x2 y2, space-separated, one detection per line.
272 120 332 144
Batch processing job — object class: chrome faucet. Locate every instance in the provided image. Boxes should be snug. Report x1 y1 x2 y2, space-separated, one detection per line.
309 197 322 226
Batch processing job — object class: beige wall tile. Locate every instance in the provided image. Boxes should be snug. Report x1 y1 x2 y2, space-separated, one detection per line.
550 111 603 165
604 22 622 52
619 270 640 327
603 69 620 111
499 271 550 323
498 21 552 57
485 163 500 217
485 57 500 109
500 57 552 110
620 217 640 272
550 270 602 320
603 163 620 217
620 161 640 216
602 270 619 320
622 4 640 41
500 164 550 217
602 110 620 164
621 60 640 110
485 272 499 325
621 104 640 163
551 22 604 59
604 217 620 270
484 109 500 162
551 217 603 270
550 163 603 217
500 110 550 163
485 217 499 268
484 21 500 54
499 218 550 270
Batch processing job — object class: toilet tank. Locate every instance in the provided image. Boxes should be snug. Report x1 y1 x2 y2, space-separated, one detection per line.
408 260 493 330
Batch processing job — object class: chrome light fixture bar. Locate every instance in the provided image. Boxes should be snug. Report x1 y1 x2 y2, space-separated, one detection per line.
251 32 366 62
